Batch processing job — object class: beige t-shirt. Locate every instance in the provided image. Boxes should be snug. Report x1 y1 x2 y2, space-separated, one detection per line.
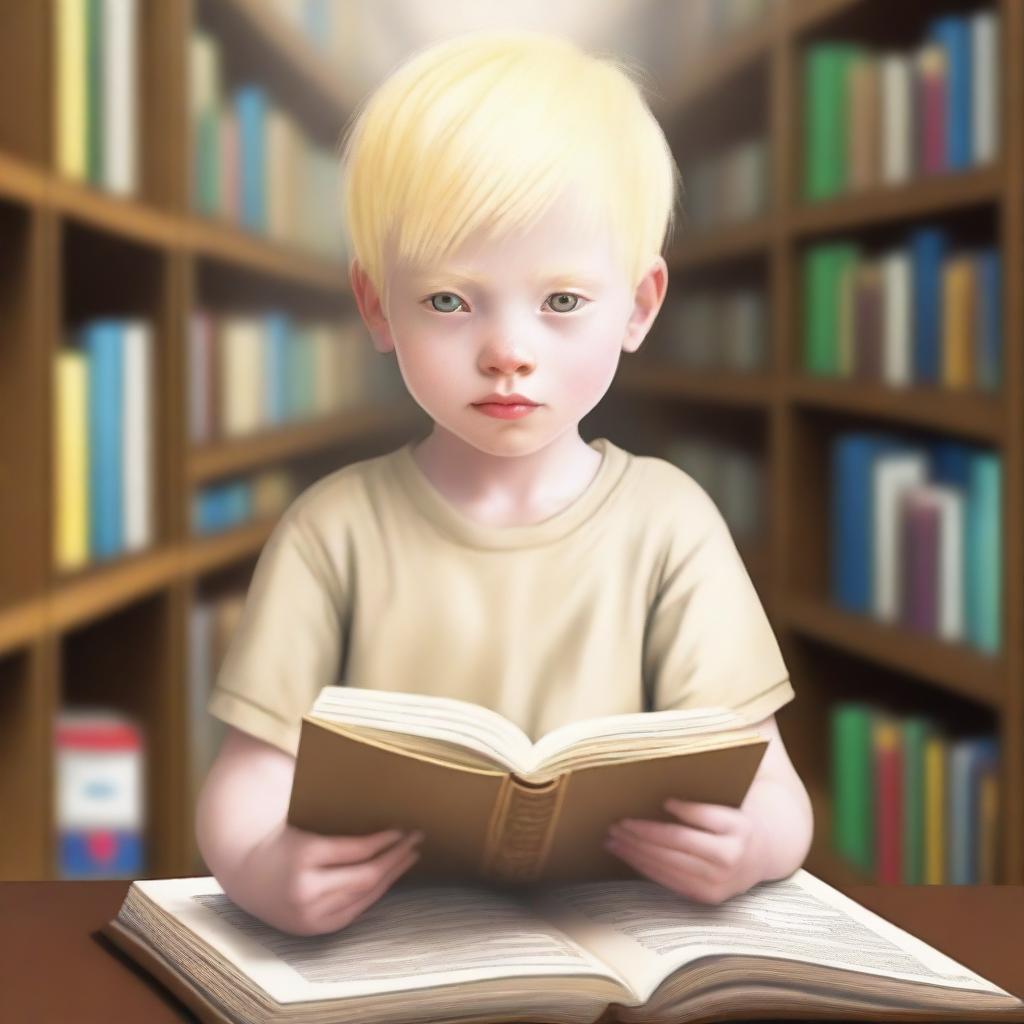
208 437 794 756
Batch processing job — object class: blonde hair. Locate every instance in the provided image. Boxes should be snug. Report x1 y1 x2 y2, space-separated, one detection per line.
338 29 682 310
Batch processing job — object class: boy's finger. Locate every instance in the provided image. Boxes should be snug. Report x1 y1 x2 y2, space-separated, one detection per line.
317 847 421 930
311 828 414 866
316 830 423 893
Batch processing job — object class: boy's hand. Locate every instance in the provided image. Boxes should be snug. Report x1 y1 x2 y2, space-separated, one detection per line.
604 797 763 906
232 823 424 936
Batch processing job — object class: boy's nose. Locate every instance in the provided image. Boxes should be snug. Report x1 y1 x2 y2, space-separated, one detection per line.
477 340 536 376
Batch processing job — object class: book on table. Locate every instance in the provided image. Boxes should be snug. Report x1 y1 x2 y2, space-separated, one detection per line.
284 685 776 885
103 868 1024 1024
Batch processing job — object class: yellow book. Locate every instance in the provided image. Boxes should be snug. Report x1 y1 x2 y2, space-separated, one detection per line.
837 259 857 375
979 771 999 883
54 349 90 571
923 734 946 884
942 256 975 388
55 0 88 179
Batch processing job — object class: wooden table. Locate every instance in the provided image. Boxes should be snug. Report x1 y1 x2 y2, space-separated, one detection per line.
2 881 1023 1022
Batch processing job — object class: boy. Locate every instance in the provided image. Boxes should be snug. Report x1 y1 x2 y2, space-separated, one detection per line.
196 29 813 938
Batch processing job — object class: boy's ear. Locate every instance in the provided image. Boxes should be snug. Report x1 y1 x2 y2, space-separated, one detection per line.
349 259 396 354
621 255 669 355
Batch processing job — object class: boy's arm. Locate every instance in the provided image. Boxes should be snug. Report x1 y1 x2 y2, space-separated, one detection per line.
603 714 814 904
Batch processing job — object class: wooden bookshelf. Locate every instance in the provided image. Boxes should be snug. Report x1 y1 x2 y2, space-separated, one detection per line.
609 0 1024 888
0 0 425 879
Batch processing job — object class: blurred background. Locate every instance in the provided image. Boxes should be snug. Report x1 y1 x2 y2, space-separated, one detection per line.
0 0 1016 894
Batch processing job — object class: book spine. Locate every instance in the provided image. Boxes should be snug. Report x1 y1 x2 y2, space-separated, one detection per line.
481 775 568 884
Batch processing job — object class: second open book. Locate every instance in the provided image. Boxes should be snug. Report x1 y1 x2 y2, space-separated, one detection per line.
286 686 772 884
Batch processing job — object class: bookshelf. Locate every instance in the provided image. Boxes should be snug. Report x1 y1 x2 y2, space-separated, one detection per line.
0 0 425 879
611 0 1023 886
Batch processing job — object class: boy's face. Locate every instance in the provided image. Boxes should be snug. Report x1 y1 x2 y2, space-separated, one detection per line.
351 191 667 458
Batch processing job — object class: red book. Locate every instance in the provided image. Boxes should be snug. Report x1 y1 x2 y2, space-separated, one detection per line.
917 47 947 175
875 718 903 884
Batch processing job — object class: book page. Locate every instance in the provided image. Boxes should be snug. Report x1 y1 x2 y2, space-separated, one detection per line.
123 876 626 1006
533 869 1018 1006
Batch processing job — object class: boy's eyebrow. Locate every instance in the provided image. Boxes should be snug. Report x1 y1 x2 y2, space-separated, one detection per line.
412 267 605 289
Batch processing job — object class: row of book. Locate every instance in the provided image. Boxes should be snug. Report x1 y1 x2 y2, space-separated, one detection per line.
190 312 373 444
683 137 767 230
831 701 999 884
803 231 1001 391
190 30 345 258
54 320 155 572
663 437 764 542
831 433 1001 654
55 709 145 878
658 288 767 372
675 0 770 62
54 0 139 195
192 468 297 536
264 0 349 62
804 10 1000 200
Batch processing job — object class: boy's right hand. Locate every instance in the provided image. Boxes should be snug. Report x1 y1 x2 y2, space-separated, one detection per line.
231 822 424 936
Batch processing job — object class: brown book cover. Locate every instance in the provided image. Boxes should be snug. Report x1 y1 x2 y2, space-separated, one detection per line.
942 254 976 388
286 715 768 885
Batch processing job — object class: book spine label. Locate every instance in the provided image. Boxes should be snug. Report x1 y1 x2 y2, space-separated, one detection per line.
482 774 568 884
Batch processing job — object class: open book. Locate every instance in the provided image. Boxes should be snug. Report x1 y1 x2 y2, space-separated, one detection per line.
103 869 1024 1024
286 686 772 884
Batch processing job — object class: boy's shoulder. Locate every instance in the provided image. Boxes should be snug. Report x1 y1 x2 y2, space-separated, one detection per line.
626 448 721 524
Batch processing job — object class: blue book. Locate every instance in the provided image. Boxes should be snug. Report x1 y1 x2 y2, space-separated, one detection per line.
59 829 143 878
946 737 976 884
83 320 124 560
929 438 971 489
235 85 267 232
909 227 948 384
975 248 1002 390
965 451 1001 653
831 432 899 613
928 16 973 170
264 313 290 424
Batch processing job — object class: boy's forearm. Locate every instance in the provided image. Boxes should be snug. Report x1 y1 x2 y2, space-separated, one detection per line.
741 775 815 883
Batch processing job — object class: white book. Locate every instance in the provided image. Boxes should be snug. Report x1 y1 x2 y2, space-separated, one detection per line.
189 311 213 443
719 449 761 540
872 452 928 621
102 0 137 195
122 320 154 552
971 11 999 164
219 318 264 437
880 52 912 185
727 289 766 371
921 483 965 642
881 249 912 386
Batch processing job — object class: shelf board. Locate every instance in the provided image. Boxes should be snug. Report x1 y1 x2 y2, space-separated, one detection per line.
0 150 45 207
782 595 1005 710
0 598 47 659
660 17 774 115
785 0 862 35
669 217 773 271
615 361 773 408
219 0 357 120
189 405 416 483
789 165 1002 238
786 376 1004 443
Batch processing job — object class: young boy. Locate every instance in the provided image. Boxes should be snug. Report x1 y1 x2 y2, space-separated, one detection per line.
196 29 813 938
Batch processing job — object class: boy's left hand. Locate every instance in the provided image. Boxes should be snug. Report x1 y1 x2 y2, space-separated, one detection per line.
604 797 764 905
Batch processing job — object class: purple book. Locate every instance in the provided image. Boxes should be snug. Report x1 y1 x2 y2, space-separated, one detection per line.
901 491 939 634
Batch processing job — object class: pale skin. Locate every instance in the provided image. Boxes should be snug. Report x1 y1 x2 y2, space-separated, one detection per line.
196 189 813 934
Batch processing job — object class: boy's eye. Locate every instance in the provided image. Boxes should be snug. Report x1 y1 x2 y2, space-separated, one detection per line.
546 292 583 313
428 292 466 314
426 292 586 314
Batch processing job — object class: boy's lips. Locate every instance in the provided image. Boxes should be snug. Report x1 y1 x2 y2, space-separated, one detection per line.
472 393 538 406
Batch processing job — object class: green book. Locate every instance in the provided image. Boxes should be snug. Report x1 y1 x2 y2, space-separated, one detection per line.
900 716 933 884
804 44 861 200
831 702 875 873
86 0 104 185
803 242 859 375
966 451 1002 653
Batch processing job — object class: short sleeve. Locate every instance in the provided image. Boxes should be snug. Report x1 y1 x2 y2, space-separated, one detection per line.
207 509 345 756
643 485 794 724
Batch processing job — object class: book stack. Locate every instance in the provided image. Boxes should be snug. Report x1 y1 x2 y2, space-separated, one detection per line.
192 468 296 537
831 432 1001 654
187 591 245 845
804 10 1000 200
661 287 767 371
664 438 763 542
684 137 768 230
189 30 345 257
676 0 770 62
54 0 139 195
189 312 372 444
53 319 155 571
831 701 999 884
55 709 145 878
803 230 1001 389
